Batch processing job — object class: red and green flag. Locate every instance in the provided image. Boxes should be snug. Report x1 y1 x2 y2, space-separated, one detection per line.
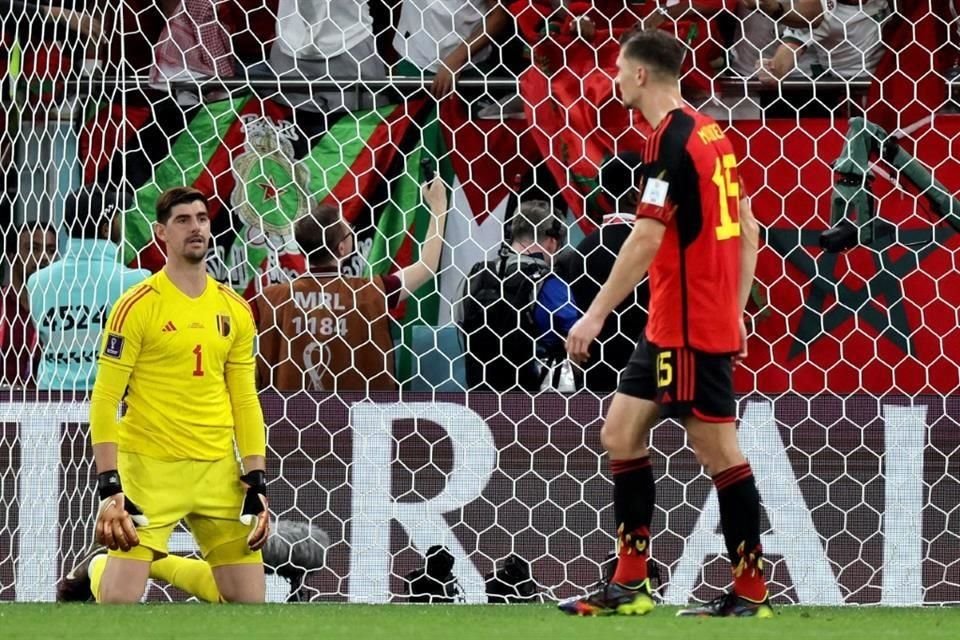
80 95 450 380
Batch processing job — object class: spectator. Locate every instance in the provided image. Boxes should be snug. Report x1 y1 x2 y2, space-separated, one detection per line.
100 1 167 76
270 0 385 111
456 201 579 392
866 0 955 135
728 1 824 77
229 0 280 72
27 189 149 391
555 153 649 394
509 1 737 221
150 0 235 104
758 0 888 84
0 2 104 108
1 223 56 389
637 1 737 97
393 0 510 98
255 179 448 392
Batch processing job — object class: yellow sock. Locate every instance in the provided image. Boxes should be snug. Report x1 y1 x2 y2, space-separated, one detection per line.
149 556 221 603
89 555 108 603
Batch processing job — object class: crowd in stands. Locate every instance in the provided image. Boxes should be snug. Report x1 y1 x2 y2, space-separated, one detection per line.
4 2 934 104
0 2 957 394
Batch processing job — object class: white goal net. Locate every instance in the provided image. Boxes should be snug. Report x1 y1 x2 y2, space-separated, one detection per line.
0 0 958 605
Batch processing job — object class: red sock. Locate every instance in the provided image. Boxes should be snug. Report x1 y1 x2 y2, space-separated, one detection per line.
611 525 649 585
733 543 768 602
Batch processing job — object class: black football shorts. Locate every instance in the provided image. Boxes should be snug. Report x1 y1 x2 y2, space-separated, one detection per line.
617 337 736 422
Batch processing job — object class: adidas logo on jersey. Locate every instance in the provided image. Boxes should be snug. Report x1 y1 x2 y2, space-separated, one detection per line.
162 321 177 332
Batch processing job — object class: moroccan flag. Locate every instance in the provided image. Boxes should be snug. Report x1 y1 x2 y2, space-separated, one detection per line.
511 0 649 226
80 95 448 380
510 0 734 225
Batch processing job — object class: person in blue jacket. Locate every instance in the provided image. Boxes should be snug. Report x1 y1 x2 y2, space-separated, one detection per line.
458 201 581 391
27 188 150 391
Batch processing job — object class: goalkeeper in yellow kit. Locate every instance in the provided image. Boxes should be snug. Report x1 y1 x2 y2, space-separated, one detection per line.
88 186 269 603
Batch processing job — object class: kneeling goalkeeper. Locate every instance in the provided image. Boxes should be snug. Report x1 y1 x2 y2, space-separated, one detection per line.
88 186 269 603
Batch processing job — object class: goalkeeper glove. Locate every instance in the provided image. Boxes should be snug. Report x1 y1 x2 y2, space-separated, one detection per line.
240 470 270 550
95 470 149 552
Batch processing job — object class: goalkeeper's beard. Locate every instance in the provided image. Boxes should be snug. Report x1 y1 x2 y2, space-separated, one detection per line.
179 245 207 264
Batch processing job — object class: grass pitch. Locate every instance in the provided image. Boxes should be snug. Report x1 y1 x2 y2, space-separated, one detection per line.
0 604 956 640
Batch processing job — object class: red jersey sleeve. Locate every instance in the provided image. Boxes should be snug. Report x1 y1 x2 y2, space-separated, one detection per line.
635 111 697 225
635 174 678 224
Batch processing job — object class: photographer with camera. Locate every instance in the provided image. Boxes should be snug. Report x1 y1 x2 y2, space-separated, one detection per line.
456 201 580 392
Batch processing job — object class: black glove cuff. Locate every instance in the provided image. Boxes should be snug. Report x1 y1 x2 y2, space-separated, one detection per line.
240 470 267 494
98 470 123 500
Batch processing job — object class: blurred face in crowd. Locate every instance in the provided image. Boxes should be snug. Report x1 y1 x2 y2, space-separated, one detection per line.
101 207 124 245
111 210 123 245
156 200 211 265
16 227 57 281
513 231 559 263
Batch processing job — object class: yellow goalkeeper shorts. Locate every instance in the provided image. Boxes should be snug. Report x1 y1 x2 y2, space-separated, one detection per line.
107 451 263 568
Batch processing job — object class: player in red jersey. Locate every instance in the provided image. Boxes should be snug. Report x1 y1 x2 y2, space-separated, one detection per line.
561 28 767 618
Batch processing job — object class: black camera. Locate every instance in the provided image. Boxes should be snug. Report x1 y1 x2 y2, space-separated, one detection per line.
485 555 539 604
404 545 462 603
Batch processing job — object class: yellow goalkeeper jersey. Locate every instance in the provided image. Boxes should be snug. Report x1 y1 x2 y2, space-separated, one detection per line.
96 270 259 461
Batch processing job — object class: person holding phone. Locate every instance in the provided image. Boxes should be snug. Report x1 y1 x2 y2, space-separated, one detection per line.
253 178 449 392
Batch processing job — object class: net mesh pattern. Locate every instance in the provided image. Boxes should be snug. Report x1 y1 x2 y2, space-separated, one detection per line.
0 0 957 605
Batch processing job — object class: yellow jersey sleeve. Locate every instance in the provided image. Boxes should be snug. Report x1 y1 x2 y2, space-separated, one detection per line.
90 284 154 445
99 283 153 370
226 297 256 370
222 289 266 459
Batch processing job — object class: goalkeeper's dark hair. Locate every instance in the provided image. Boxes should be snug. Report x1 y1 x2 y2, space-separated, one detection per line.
295 203 349 268
64 186 129 240
619 27 685 80
156 186 208 224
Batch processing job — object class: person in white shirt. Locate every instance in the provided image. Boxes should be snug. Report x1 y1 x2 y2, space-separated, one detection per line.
758 0 889 83
728 0 823 78
270 0 385 111
392 0 509 98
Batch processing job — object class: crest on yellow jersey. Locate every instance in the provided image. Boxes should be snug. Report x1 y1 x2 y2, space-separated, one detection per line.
217 315 231 337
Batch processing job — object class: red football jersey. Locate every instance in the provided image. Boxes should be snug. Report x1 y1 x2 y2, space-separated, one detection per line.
635 107 742 354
